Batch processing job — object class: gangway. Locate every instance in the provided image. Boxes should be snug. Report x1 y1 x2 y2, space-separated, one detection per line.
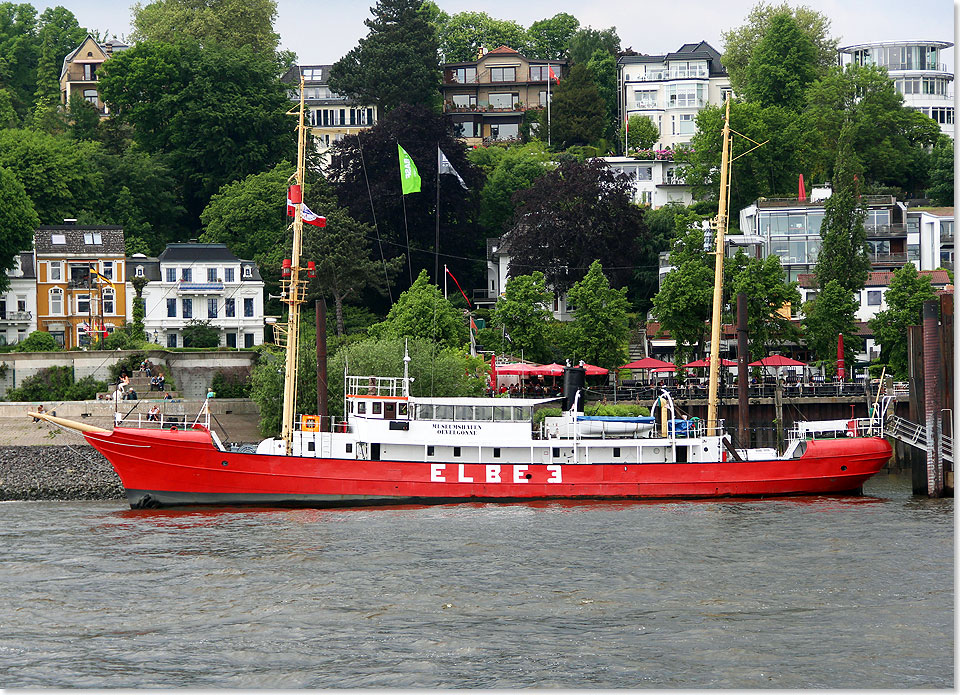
886 414 953 464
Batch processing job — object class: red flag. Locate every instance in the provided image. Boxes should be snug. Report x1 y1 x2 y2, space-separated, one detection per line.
798 174 806 202
837 332 845 381
548 66 558 82
444 266 472 308
286 197 326 227
625 115 629 133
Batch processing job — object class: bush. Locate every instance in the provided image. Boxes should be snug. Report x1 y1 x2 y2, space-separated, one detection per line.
181 320 221 348
584 403 650 417
108 352 146 381
210 370 252 398
7 366 106 401
16 330 60 352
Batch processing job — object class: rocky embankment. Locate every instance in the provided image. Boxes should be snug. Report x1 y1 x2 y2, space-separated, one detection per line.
0 446 124 500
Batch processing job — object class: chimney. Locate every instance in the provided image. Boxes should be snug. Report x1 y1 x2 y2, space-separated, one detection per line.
63 218 77 225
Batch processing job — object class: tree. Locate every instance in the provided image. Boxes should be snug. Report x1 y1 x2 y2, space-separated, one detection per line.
436 11 528 62
585 48 617 140
181 319 221 347
67 92 99 139
548 63 606 149
326 104 479 302
801 279 858 373
99 39 293 225
730 253 801 358
622 114 659 151
32 7 86 107
742 11 818 111
131 0 281 55
490 272 551 361
476 141 549 234
722 2 837 98
0 2 39 118
868 263 937 379
565 261 630 369
566 26 618 64
329 0 441 114
526 13 579 60
7 365 104 400
15 329 60 352
815 129 871 294
927 135 954 206
503 159 649 294
368 270 467 349
0 166 38 293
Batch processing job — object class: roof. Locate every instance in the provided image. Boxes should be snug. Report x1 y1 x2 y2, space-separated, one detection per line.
908 206 954 217
798 269 952 289
619 40 727 76
18 251 35 279
839 40 953 52
280 64 334 85
159 243 241 263
486 46 519 56
60 34 107 80
125 256 161 282
35 225 125 255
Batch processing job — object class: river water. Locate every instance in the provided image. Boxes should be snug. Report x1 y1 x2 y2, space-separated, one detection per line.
0 472 952 689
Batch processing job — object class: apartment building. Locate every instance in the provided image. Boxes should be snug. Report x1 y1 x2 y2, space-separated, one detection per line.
59 35 128 116
280 64 377 154
441 46 568 146
0 251 37 346
906 207 954 271
35 224 127 349
618 41 731 150
128 243 265 349
839 40 954 137
599 156 693 207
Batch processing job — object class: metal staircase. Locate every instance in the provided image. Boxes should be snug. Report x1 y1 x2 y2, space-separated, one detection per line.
886 414 953 464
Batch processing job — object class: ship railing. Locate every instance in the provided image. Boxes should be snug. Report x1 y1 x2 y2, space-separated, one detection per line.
346 375 406 398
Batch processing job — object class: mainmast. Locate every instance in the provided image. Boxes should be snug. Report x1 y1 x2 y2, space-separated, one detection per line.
706 97 733 435
279 74 309 454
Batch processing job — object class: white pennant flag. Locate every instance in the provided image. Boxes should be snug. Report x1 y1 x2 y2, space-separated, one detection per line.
438 147 468 189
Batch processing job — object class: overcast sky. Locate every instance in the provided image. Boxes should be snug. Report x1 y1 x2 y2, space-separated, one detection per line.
39 0 956 70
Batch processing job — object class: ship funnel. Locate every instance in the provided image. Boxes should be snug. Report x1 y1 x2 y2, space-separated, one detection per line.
562 366 586 412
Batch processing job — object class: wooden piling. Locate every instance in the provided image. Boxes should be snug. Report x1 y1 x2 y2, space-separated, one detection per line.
922 300 942 497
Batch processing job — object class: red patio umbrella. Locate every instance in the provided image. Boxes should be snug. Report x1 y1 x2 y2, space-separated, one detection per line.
533 363 565 376
583 363 609 376
652 364 677 372
619 357 675 370
836 333 845 380
682 357 736 368
490 353 498 386
496 362 542 375
748 355 807 367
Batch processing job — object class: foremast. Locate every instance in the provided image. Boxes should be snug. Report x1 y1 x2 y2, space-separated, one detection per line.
278 75 309 455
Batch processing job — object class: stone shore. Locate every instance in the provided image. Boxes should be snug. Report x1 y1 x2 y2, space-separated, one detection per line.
0 446 124 500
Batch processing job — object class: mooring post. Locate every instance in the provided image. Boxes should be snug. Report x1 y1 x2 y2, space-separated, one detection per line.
316 299 328 432
922 299 942 497
736 292 749 447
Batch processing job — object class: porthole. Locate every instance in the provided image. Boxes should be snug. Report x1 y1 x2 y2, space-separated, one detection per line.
840 465 847 471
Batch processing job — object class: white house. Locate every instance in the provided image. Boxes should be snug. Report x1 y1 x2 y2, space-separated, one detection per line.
473 237 572 321
906 207 953 271
618 41 732 151
126 243 265 349
0 251 37 345
598 156 693 208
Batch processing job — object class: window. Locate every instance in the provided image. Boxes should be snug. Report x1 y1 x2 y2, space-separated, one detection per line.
101 261 113 280
427 445 435 456
244 332 254 348
244 298 254 317
76 293 90 314
372 402 382 415
166 298 176 317
49 262 62 281
224 267 235 283
673 113 695 135
538 90 550 107
225 298 235 317
489 123 519 140
208 298 218 319
182 298 192 319
135 265 144 277
166 268 176 283
867 290 883 306
446 66 476 83
488 93 518 109
529 66 555 81
83 64 97 80
83 232 102 244
102 289 114 314
453 121 478 138
17 296 25 312
489 66 516 82
451 94 477 109
51 234 66 245
208 267 218 282
49 288 63 315
226 332 237 348
243 266 252 278
453 447 461 457
633 89 658 108
613 447 621 458
70 263 90 284
493 447 501 458
167 333 177 348
666 84 704 108
181 268 192 282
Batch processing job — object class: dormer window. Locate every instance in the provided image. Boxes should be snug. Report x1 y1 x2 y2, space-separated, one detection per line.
243 265 252 278
51 234 66 245
136 265 144 277
83 232 102 244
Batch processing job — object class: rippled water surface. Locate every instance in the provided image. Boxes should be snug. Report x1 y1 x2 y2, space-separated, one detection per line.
0 472 952 688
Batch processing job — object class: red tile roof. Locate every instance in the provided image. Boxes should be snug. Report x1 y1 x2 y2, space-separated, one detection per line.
800 269 951 289
486 46 519 55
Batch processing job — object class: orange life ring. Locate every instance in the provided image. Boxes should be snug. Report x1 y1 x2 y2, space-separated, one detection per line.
301 415 320 432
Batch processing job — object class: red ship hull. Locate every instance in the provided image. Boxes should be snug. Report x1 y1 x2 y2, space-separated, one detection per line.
84 425 893 508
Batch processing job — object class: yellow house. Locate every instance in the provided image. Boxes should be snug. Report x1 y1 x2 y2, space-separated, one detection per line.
35 225 127 349
59 35 128 116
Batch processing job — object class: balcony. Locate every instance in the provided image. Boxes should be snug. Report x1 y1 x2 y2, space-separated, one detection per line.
941 229 954 245
472 289 500 306
865 223 908 238
869 252 908 265
177 282 224 294
0 310 32 323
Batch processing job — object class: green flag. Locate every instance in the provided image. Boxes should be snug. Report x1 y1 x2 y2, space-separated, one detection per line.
398 144 421 194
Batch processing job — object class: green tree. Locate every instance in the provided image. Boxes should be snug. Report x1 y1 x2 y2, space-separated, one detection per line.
8 365 104 400
32 7 86 109
249 342 318 435
730 253 801 358
131 0 281 55
815 129 870 294
622 114 659 151
722 2 837 98
368 269 467 348
0 166 38 293
0 2 39 118
490 272 551 361
527 13 579 60
476 141 549 234
67 92 99 139
742 11 818 110
868 263 937 378
99 39 292 224
181 319 221 347
15 329 59 352
585 47 617 140
566 26 619 64
329 0 441 113
566 260 629 369
503 159 651 295
436 11 528 62
801 279 858 373
927 135 954 206
548 63 606 149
